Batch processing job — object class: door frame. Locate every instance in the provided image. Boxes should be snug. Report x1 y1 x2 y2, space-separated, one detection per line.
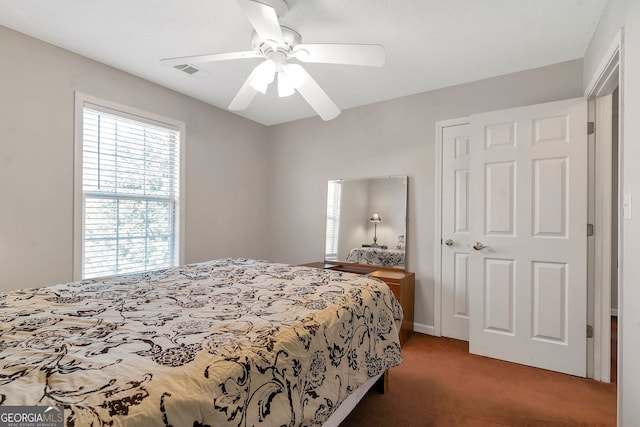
434 117 470 337
584 28 623 383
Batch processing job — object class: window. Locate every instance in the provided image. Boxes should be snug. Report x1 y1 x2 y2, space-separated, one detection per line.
75 94 184 279
325 180 342 260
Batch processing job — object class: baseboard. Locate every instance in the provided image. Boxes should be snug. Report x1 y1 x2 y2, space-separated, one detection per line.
413 322 438 336
611 308 618 317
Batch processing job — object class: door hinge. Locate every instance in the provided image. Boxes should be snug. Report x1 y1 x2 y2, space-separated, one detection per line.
587 121 595 135
587 324 594 338
587 223 594 236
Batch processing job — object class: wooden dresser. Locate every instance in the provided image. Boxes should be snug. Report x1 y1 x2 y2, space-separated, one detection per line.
301 261 415 345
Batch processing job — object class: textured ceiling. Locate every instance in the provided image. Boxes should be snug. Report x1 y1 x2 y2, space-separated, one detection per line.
0 0 608 125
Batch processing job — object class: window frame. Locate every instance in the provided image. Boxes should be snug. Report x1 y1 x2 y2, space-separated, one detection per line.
73 92 186 280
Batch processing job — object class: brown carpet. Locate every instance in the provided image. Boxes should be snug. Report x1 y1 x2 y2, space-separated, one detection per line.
341 332 616 426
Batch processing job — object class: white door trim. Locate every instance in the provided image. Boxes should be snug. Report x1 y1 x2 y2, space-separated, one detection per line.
584 30 622 97
584 28 623 385
594 93 613 383
434 117 470 337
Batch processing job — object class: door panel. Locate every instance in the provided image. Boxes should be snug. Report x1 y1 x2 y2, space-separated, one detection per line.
455 170 469 232
532 261 567 342
484 258 515 333
453 253 469 318
468 98 587 377
533 158 567 237
485 161 515 235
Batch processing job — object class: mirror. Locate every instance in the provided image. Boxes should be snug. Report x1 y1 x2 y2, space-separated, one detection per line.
325 176 408 269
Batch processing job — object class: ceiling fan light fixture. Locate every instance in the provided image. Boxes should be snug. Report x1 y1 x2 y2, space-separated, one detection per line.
277 71 295 97
248 59 276 94
282 63 307 89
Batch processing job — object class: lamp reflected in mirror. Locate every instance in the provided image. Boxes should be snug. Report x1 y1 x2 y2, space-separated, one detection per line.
369 212 382 247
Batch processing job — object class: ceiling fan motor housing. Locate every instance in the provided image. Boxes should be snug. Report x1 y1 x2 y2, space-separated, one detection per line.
251 26 301 57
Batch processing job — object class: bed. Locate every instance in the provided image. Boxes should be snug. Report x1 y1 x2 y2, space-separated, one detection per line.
0 258 402 426
346 247 405 268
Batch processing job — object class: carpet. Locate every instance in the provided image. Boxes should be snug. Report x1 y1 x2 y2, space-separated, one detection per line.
341 333 616 426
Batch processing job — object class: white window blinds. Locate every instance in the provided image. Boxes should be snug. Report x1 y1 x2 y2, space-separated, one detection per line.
325 180 342 260
81 105 181 279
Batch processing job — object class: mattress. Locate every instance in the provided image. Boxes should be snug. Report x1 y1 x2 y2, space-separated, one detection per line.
0 258 402 426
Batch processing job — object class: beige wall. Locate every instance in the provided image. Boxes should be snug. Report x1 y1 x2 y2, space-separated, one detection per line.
584 0 640 424
0 26 271 291
267 59 584 333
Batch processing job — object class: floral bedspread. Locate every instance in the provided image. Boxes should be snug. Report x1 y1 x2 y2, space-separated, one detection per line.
346 247 405 268
0 258 402 426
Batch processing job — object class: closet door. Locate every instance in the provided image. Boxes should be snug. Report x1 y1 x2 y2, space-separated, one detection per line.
441 123 472 341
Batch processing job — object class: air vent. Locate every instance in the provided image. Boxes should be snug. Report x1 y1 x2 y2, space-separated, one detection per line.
173 64 200 75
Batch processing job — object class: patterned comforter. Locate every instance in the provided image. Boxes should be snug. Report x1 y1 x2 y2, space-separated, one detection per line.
346 247 405 268
0 258 403 426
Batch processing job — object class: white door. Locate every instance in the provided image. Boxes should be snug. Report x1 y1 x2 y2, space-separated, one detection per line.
441 123 471 341
468 98 588 377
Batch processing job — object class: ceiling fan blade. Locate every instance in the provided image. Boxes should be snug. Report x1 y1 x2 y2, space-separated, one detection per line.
291 44 386 67
287 64 340 121
229 67 261 111
160 51 262 67
237 0 284 45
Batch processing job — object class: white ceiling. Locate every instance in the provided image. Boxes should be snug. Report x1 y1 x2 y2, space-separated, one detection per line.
0 0 608 126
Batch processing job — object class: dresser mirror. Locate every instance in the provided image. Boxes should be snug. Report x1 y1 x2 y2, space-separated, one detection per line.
324 176 408 270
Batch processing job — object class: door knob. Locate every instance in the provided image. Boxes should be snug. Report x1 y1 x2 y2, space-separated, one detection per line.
472 241 486 250
444 239 454 247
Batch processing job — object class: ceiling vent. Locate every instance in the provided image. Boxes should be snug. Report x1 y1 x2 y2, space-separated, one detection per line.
173 64 200 75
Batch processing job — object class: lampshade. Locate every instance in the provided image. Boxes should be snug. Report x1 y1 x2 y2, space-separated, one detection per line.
277 71 295 97
370 212 382 223
283 63 308 88
248 60 276 94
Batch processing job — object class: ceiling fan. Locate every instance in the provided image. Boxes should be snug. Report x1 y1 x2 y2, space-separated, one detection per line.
160 0 386 121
